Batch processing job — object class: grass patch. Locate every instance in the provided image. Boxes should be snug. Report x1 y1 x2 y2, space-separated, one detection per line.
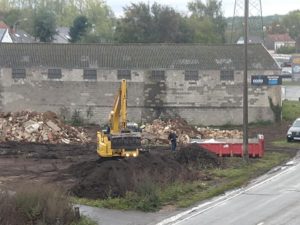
282 100 300 121
282 80 300 86
272 138 300 148
75 151 291 212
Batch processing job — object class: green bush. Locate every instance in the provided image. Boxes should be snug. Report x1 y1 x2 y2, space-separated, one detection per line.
0 184 96 225
282 100 300 121
71 110 84 126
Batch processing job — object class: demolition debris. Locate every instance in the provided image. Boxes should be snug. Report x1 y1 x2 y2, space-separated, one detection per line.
141 118 243 145
0 111 90 144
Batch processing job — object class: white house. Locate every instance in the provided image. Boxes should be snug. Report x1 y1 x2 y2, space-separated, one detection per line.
0 28 13 43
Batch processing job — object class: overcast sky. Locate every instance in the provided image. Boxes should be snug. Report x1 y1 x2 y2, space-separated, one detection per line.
106 0 300 17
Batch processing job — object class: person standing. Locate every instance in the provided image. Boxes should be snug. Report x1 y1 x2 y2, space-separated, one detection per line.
168 130 177 151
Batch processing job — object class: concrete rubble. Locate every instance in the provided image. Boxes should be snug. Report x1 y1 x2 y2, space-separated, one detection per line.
141 118 243 145
0 111 90 144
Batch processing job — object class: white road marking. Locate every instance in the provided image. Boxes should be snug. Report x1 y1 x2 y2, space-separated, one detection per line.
157 162 298 225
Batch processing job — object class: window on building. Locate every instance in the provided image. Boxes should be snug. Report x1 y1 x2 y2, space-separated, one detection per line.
12 68 26 79
184 70 199 80
151 70 165 81
83 69 97 80
48 69 62 79
220 70 234 81
117 70 131 80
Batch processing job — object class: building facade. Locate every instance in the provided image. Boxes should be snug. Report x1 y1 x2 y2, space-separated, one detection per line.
0 43 281 126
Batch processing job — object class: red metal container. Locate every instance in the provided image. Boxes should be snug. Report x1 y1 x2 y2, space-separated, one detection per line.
192 134 264 158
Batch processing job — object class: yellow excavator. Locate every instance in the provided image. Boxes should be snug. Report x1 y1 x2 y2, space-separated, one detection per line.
97 79 141 158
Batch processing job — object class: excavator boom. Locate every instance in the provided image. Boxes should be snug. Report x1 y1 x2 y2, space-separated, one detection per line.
97 80 141 158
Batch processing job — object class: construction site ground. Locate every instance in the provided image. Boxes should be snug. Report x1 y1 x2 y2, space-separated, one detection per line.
0 121 297 202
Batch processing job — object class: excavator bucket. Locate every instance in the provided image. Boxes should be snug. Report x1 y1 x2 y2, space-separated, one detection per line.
110 133 141 150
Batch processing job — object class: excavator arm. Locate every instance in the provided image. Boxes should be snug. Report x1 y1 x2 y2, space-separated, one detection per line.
110 79 127 133
97 79 141 158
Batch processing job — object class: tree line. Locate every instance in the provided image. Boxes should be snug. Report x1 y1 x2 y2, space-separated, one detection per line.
0 0 299 45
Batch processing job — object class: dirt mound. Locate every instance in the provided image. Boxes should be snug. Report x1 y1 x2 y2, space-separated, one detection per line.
176 144 221 169
69 145 220 199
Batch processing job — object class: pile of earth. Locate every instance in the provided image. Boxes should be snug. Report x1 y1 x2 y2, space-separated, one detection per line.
68 144 221 199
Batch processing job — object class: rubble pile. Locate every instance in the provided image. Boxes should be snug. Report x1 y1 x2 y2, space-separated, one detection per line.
196 127 243 139
0 111 90 144
142 118 242 145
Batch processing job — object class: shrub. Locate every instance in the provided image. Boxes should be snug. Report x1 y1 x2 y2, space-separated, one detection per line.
0 183 95 225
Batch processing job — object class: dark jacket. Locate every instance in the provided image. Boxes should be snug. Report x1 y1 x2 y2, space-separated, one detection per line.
168 132 177 142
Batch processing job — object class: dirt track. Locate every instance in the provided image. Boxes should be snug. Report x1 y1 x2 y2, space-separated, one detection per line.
0 122 294 198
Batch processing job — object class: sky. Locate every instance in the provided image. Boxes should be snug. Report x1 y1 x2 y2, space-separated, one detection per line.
105 0 300 18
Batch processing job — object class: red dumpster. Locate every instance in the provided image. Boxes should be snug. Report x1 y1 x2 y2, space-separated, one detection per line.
191 134 264 158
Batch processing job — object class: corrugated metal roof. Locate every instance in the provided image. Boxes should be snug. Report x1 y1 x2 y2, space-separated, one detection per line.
0 43 279 70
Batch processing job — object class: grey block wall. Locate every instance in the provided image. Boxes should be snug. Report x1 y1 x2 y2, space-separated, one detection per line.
0 67 281 126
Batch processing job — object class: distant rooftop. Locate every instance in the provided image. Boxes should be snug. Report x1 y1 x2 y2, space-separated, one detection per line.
267 33 295 42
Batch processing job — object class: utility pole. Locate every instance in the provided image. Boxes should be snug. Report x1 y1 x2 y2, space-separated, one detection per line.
243 0 249 162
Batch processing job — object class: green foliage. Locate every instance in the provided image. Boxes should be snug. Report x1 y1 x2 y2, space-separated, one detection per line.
0 0 115 43
71 109 84 126
0 184 77 225
283 10 300 40
3 8 21 27
187 0 227 43
69 15 91 43
276 45 296 54
282 100 300 121
114 3 154 43
114 1 222 43
33 8 57 42
267 21 287 34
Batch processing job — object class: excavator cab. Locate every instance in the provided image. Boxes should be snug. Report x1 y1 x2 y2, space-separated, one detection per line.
97 80 141 158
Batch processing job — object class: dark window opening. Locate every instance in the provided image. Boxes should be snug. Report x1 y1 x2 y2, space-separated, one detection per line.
220 70 234 81
12 68 26 79
48 69 62 79
151 70 165 80
117 70 131 80
185 70 199 80
83 69 97 80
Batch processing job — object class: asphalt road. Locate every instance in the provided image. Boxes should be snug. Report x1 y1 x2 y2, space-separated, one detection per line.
158 153 300 225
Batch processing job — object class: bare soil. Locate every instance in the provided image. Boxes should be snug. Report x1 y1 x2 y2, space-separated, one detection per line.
0 122 296 199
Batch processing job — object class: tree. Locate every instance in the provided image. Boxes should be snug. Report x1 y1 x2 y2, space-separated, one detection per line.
283 10 300 39
33 8 57 42
115 2 188 43
115 3 153 43
151 3 183 42
69 15 90 43
267 21 287 34
187 0 227 43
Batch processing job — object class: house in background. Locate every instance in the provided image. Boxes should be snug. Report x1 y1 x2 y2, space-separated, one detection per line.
0 21 13 43
0 20 34 43
296 36 300 53
53 27 70 43
236 35 264 44
265 33 296 52
10 29 35 43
